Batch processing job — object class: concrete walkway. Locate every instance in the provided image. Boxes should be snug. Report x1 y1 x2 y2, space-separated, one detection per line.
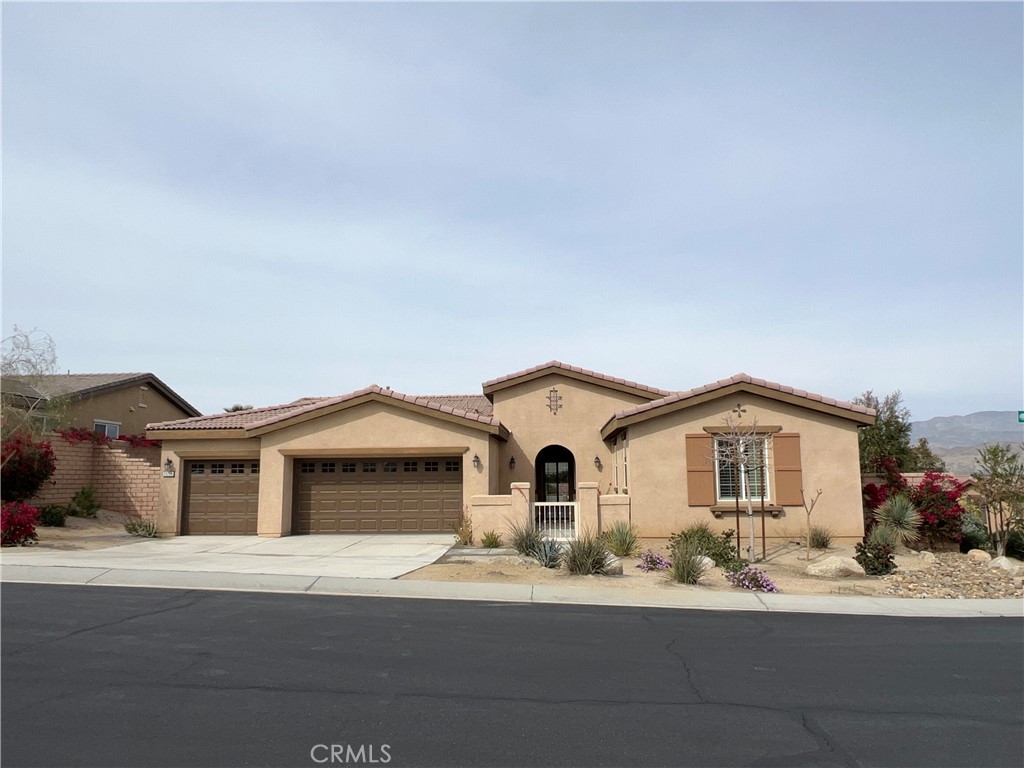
2 537 1020 617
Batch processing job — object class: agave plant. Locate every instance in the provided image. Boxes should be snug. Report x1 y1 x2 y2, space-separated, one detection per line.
873 495 921 546
534 539 563 568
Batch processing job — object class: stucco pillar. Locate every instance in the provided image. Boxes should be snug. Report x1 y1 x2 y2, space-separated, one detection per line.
156 449 183 535
578 482 599 535
257 449 289 537
510 482 531 524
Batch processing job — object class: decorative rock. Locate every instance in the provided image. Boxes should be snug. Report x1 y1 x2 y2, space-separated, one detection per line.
884 553 1023 599
988 556 1024 577
604 554 624 576
966 549 992 563
697 556 716 571
918 551 937 565
805 556 866 578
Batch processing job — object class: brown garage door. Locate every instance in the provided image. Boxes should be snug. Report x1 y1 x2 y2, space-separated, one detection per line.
294 457 462 534
184 460 260 534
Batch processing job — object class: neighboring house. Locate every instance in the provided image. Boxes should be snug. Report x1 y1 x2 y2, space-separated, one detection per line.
147 361 875 542
4 373 200 437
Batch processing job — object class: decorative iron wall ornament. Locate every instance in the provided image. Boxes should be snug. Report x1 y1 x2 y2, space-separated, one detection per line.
547 387 563 415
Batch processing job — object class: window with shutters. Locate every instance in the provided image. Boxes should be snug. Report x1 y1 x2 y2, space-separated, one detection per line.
714 436 770 502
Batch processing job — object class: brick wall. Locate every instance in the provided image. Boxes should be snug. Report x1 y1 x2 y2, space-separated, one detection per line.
29 436 161 519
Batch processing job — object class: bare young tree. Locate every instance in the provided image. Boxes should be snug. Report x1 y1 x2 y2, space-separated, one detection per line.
800 487 824 560
1 325 66 443
712 404 771 562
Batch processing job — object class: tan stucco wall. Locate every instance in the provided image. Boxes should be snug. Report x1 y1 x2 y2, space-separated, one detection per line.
257 400 496 536
625 392 865 542
68 386 192 436
156 437 260 534
492 374 650 496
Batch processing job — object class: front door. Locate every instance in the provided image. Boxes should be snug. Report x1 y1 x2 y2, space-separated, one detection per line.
535 445 575 502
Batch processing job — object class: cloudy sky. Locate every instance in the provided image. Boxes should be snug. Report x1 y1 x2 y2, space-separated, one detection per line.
3 2 1021 421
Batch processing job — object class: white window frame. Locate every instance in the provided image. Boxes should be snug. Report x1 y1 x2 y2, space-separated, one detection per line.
93 420 121 439
714 436 770 503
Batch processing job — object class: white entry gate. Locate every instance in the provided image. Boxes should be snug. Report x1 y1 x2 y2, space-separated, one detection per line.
533 502 578 541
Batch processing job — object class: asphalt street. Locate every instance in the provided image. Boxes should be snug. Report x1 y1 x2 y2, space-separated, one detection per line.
2 583 1021 768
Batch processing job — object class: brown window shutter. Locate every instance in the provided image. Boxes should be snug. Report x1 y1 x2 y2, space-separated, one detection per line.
773 433 803 506
685 434 715 506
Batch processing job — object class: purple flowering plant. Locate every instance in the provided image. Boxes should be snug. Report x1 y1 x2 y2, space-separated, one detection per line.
725 565 780 593
636 549 672 572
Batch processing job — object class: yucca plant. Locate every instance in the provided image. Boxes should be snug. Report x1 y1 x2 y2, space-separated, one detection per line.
564 532 610 575
534 539 563 568
480 530 503 548
507 518 543 556
666 537 707 585
602 520 640 557
867 523 898 549
873 495 921 546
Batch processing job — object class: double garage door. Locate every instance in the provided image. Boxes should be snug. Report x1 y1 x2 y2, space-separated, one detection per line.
294 457 463 534
182 457 463 535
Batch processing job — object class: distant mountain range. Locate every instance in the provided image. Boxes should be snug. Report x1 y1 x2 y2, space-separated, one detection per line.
910 411 1023 475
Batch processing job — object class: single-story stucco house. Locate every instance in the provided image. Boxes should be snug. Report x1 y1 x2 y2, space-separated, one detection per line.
146 361 875 544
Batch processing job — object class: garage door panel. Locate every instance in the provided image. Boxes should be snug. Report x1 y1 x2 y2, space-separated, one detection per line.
184 461 259 535
294 456 463 534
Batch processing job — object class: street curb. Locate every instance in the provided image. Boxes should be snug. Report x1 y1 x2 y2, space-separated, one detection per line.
2 564 1021 618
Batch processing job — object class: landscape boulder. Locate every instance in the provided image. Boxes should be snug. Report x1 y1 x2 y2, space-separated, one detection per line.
697 556 717 572
966 549 992 563
987 556 1024 578
805 556 866 578
604 554 624 576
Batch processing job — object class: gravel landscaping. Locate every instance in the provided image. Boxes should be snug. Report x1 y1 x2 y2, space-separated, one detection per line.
883 552 1023 599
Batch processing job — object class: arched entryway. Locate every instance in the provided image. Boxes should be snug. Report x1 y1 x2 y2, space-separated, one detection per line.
535 445 576 503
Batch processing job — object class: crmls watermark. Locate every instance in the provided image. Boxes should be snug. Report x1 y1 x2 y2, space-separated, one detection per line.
310 744 392 764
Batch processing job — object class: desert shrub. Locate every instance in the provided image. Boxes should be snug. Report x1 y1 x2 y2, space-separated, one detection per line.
854 540 896 575
873 495 921 546
958 513 989 552
601 521 640 557
507 518 543 557
636 549 671 572
123 516 158 537
563 532 609 575
1 432 56 502
39 504 68 527
669 523 741 570
480 530 502 548
534 539 563 569
1 501 40 546
666 537 706 584
1006 529 1024 560
450 517 473 545
68 485 100 518
55 427 111 446
867 524 898 549
809 525 832 550
725 565 780 593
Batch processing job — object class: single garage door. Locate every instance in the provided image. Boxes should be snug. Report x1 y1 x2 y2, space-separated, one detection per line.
184 460 260 534
294 457 462 534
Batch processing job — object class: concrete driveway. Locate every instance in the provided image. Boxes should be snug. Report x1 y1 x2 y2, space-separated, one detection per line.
0 534 453 580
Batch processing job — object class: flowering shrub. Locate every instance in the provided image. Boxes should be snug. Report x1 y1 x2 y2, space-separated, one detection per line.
725 566 780 593
636 549 671 572
1 501 40 546
1 432 56 502
864 468 966 546
55 427 111 446
117 433 161 448
855 540 896 575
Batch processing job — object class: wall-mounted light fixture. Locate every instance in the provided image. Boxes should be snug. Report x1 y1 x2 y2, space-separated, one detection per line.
472 454 482 469
508 455 516 470
594 456 603 470
162 458 176 478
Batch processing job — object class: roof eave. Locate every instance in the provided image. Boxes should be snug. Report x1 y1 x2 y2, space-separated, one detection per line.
482 366 667 401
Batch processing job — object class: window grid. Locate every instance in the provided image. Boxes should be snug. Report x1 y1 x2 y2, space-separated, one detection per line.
403 461 418 472
230 463 245 474
300 462 316 474
211 463 225 475
383 461 397 473
321 462 336 473
191 464 205 475
445 459 460 472
424 461 439 472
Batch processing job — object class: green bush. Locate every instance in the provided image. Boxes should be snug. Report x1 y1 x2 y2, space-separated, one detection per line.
666 537 707 585
507 519 543 557
601 521 640 557
564 532 609 575
867 524 898 549
480 530 502 548
809 525 833 550
123 516 158 537
854 540 896 575
959 514 989 552
534 539 563 569
68 486 100 518
668 523 741 570
39 504 68 527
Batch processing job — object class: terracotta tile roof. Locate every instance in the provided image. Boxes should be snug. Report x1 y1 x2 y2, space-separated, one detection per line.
483 360 672 397
148 387 501 432
611 373 876 420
